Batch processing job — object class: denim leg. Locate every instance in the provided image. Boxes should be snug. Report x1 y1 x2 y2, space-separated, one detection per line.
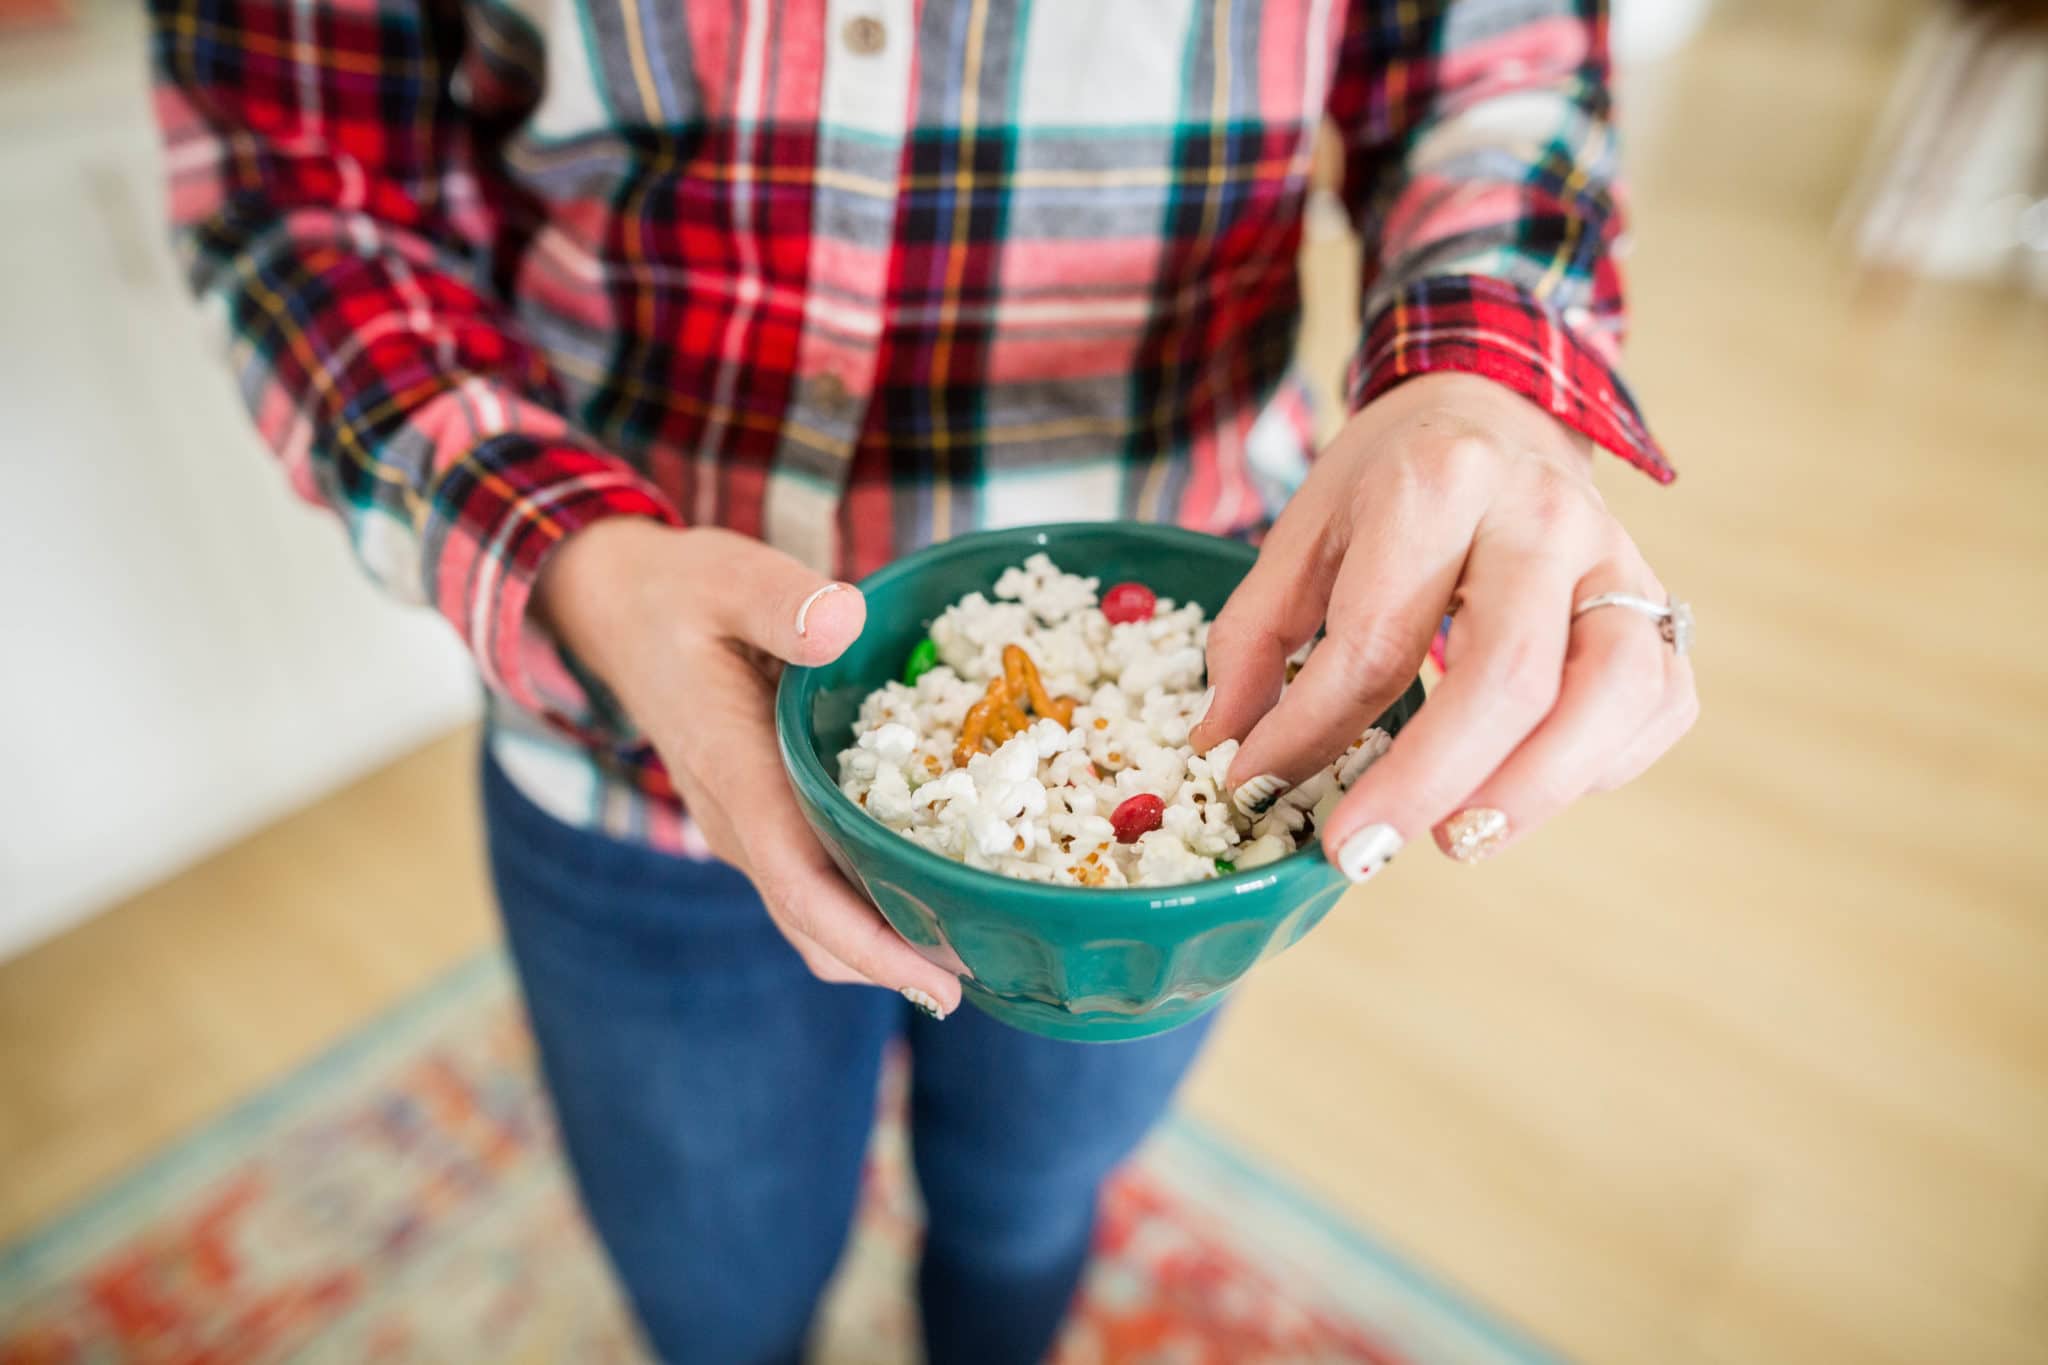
481 754 900 1365
906 1004 1218 1365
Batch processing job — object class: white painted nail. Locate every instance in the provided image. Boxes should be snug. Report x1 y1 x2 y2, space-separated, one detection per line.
794 583 846 639
1335 823 1403 883
1191 686 1216 726
1232 773 1291 817
901 987 946 1021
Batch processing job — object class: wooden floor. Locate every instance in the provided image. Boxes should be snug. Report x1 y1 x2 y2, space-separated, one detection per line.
4 3 2045 1362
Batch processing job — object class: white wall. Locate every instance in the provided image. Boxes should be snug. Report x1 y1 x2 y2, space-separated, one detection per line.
0 5 481 960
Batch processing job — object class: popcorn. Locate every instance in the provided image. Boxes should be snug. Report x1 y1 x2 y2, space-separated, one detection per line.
1134 829 1218 886
863 722 918 766
1337 728 1393 785
996 555 1100 623
1112 743 1187 801
835 555 1398 887
1161 799 1237 856
1235 833 1294 869
1251 803 1307 843
1118 643 1204 697
865 763 915 827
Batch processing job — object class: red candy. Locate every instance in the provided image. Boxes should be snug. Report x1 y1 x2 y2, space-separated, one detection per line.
1101 581 1157 624
1110 793 1166 844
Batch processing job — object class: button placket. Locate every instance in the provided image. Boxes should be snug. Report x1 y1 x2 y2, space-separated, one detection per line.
797 0 914 446
759 0 914 569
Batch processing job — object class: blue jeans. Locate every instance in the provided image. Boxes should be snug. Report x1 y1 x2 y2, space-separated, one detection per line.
481 752 1214 1365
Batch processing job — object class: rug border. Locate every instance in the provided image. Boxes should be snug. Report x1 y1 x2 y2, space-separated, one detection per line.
0 951 1561 1365
0 952 505 1290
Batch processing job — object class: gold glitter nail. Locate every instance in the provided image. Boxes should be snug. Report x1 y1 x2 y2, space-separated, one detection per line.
1444 807 1510 863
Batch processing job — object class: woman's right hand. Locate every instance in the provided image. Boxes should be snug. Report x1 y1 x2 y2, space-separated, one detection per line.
533 520 964 1016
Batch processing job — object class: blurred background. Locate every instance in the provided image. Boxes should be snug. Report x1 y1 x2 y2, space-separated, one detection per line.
1 0 2044 1361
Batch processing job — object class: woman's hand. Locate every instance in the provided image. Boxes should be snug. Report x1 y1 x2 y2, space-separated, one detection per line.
535 521 964 1017
1191 373 1697 879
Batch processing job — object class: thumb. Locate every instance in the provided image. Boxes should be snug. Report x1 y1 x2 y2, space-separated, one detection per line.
719 539 867 667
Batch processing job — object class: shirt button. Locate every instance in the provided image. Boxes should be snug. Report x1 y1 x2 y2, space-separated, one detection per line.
842 15 886 55
808 372 852 414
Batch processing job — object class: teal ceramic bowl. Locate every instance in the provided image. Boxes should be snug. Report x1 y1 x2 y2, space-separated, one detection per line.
775 523 1424 1042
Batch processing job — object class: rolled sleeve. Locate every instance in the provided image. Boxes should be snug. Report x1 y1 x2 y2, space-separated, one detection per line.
1351 274 1673 483
424 433 683 744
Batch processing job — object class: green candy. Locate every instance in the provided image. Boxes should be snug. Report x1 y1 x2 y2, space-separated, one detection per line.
901 636 939 685
1213 858 1236 875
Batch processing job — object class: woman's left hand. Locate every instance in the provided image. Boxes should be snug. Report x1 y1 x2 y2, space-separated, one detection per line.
1190 372 1697 880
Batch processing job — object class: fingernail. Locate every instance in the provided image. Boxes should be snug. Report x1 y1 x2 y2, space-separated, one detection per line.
1191 686 1216 726
1443 807 1510 864
1232 773 1291 817
901 987 946 1021
1335 823 1403 882
794 583 846 639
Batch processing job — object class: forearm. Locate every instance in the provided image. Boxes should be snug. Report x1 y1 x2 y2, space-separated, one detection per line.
152 0 678 731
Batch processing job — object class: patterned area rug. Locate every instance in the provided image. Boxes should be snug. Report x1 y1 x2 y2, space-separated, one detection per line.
0 955 1554 1364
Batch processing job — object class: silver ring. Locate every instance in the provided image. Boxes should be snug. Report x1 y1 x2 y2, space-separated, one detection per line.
1572 591 1693 656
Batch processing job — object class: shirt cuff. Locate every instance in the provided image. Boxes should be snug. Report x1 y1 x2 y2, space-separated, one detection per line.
1349 275 1675 485
422 432 683 746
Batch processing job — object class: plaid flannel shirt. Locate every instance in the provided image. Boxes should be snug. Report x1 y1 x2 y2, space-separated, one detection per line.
151 0 1671 849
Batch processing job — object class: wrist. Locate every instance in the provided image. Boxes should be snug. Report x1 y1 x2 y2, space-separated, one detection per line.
1353 372 1596 480
532 516 677 690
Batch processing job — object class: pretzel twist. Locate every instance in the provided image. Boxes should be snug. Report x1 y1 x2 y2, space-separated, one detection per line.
951 645 1081 766
1002 644 1078 727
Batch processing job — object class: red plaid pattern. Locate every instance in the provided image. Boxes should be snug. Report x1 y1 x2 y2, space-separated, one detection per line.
151 0 1668 845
